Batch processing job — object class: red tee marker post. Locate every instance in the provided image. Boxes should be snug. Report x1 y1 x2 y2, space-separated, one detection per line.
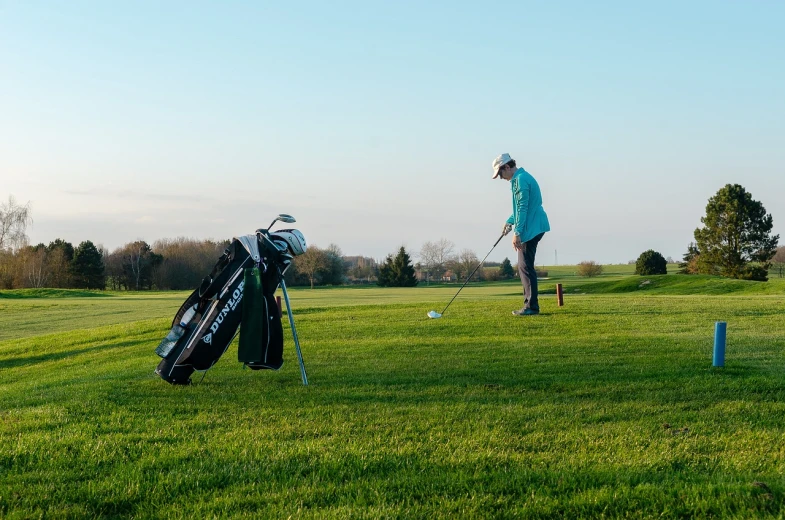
556 283 564 307
276 296 282 318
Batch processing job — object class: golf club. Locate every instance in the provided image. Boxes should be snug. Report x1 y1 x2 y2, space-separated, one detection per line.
263 213 296 232
427 231 507 319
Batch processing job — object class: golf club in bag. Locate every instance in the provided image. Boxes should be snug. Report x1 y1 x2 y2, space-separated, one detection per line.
427 231 506 319
154 214 309 385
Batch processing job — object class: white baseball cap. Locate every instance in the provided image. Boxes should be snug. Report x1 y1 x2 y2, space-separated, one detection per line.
492 153 513 178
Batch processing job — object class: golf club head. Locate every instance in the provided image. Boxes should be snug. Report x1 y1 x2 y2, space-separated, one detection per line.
266 214 297 233
427 310 442 319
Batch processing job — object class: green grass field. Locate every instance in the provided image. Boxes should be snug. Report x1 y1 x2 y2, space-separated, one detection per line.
2 273 785 518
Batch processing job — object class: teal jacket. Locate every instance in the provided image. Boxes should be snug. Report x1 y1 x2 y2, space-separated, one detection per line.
505 167 550 242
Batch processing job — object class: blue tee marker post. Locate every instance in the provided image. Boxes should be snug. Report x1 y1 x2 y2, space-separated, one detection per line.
713 321 727 367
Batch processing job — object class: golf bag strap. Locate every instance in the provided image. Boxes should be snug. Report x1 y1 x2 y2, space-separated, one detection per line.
198 248 232 300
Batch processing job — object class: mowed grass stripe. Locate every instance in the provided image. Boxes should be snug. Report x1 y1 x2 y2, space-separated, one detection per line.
2 275 783 341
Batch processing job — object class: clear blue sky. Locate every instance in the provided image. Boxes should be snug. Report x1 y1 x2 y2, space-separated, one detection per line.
2 1 783 265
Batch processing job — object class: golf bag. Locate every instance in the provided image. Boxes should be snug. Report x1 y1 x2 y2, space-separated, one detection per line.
154 226 307 385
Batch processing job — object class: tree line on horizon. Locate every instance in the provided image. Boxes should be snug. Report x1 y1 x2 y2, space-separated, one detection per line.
0 194 520 290
0 232 520 291
0 184 782 290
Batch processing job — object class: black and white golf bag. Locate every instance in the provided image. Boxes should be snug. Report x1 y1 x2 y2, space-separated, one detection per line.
154 220 308 385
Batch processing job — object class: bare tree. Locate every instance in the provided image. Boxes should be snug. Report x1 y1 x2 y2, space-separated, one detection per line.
122 241 161 290
21 246 49 288
47 247 72 288
455 249 481 282
152 237 228 290
104 248 124 290
128 242 146 291
320 243 346 285
348 263 374 283
0 196 33 252
345 256 377 283
483 267 501 282
107 240 159 290
419 239 455 282
296 245 326 288
577 260 604 277
0 250 15 288
772 246 785 278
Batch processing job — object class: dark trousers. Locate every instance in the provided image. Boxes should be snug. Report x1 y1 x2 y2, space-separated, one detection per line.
517 233 544 311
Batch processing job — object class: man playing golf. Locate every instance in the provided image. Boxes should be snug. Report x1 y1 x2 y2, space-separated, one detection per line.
493 153 550 316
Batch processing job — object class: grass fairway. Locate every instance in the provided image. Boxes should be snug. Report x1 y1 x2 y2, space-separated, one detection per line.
1 279 785 518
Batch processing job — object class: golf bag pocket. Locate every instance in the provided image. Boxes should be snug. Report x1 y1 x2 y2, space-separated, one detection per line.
154 322 198 384
240 266 284 370
155 324 187 358
239 267 265 363
155 302 199 358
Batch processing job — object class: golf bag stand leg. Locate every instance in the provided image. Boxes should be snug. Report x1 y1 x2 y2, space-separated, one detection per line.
279 278 308 385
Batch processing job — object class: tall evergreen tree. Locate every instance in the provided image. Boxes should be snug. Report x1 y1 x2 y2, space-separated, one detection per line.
377 247 418 287
392 247 418 287
677 242 700 274
499 258 515 279
377 254 394 287
47 239 74 262
70 240 106 289
694 184 778 280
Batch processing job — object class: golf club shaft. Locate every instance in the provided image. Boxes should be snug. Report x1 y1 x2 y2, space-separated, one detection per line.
438 232 506 315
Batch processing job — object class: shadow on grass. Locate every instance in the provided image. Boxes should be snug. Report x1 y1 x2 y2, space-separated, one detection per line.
0 289 114 299
284 307 334 316
127 355 774 411
0 339 144 370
